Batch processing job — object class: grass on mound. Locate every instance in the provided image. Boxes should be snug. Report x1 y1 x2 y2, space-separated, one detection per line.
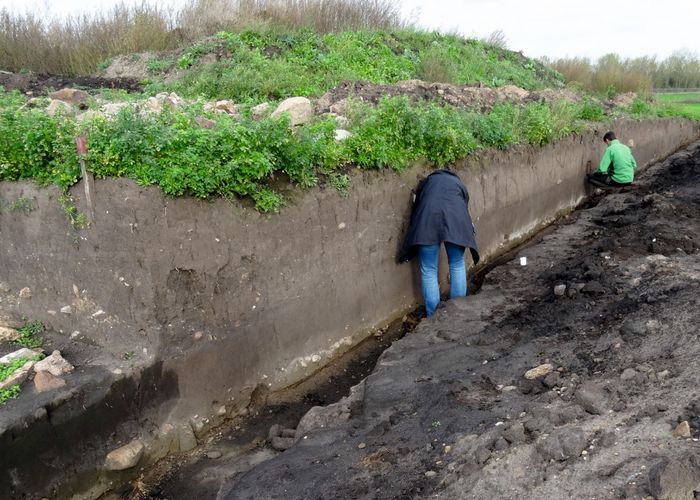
145 28 563 101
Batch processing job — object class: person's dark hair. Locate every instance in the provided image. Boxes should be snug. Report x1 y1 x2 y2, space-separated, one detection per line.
603 131 616 142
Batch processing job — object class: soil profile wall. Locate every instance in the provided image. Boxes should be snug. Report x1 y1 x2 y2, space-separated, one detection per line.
0 118 698 497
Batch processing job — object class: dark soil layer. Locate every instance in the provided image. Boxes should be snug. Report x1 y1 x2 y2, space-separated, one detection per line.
0 71 143 94
217 141 700 499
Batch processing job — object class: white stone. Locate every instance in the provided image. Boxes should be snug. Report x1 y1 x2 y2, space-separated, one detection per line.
0 348 39 364
0 326 20 342
46 99 75 117
104 439 144 470
0 360 35 390
554 284 566 296
525 363 554 380
34 350 74 376
334 129 352 141
60 306 72 315
251 102 271 120
19 287 32 299
271 97 314 126
101 102 129 118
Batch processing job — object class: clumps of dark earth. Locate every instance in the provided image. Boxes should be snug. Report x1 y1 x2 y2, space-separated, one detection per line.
110 141 700 500
0 71 143 94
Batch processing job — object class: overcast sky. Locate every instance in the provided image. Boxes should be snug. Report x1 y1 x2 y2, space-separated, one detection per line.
1 0 698 61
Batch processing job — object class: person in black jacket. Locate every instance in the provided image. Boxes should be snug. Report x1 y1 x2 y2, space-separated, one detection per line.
399 170 479 316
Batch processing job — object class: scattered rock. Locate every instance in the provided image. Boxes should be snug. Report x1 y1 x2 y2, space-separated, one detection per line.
60 305 72 315
19 287 32 299
271 436 295 451
334 129 352 141
34 371 66 392
503 423 526 444
543 371 561 388
358 442 366 449
620 368 637 381
525 363 553 380
271 97 314 126
49 88 89 108
46 99 75 117
493 437 509 451
554 284 567 296
582 281 606 294
204 100 239 116
575 381 609 415
657 370 671 381
104 439 144 471
536 427 587 461
195 116 216 129
474 446 491 464
0 359 35 390
206 451 222 459
0 348 40 364
673 421 692 439
425 470 437 478
101 102 129 118
34 351 74 377
0 326 21 342
648 455 700 500
178 423 198 452
251 102 270 120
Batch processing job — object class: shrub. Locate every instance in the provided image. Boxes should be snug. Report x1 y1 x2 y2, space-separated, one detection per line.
515 101 555 146
577 97 606 121
473 103 516 149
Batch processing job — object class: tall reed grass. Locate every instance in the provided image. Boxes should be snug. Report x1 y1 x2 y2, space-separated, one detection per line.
551 51 700 94
0 0 404 75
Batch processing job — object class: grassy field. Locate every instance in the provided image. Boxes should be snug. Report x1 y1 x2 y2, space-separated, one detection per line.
655 91 700 119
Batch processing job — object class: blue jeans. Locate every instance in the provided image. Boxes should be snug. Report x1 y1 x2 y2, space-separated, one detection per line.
418 242 468 317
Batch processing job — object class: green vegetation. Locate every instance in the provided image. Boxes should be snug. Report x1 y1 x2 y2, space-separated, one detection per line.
14 320 44 348
655 92 700 120
0 196 34 212
0 385 21 405
149 29 561 102
551 51 700 94
0 0 405 75
0 353 44 405
0 88 614 211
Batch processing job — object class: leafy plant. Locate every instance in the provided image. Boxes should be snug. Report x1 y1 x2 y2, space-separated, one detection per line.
577 97 606 121
0 385 21 405
14 319 44 348
58 192 90 229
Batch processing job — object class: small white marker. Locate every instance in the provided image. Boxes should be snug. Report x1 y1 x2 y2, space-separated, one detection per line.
520 257 527 266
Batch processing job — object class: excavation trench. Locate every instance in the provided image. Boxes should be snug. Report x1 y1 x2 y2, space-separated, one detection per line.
0 118 698 499
115 207 577 499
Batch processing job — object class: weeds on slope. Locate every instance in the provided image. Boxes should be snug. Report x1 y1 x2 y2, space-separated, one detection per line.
0 88 617 212
152 29 561 102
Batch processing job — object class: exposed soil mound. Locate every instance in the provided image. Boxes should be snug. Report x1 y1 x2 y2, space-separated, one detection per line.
317 80 581 114
0 71 143 95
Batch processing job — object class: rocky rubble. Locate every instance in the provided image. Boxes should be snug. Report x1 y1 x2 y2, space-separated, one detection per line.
222 141 700 499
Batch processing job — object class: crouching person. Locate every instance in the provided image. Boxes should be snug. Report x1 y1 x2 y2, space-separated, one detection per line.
587 131 637 188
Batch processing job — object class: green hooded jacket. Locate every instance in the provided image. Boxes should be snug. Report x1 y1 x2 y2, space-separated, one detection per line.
596 139 637 183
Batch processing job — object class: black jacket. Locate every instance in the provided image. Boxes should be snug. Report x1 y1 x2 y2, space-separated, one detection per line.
399 170 479 263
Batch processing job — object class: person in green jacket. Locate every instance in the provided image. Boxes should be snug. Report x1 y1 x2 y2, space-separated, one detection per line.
587 131 637 188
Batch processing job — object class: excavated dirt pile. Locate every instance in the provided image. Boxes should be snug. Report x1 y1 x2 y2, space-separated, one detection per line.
219 141 700 499
0 71 143 94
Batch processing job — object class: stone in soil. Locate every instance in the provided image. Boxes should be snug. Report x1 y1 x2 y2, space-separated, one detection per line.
34 371 66 392
104 440 144 471
33 350 74 376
